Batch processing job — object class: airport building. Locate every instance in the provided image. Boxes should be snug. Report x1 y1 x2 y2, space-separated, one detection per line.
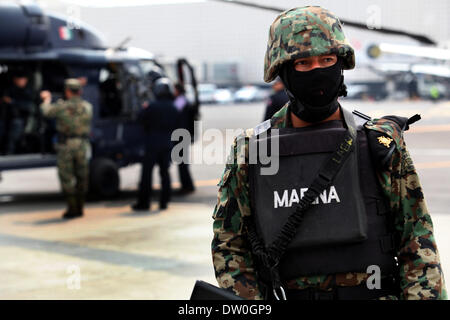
41 0 450 85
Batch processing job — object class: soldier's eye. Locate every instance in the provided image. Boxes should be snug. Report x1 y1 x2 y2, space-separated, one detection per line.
323 56 337 64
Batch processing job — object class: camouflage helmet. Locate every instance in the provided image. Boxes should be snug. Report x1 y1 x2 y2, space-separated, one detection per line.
264 6 355 83
64 78 82 90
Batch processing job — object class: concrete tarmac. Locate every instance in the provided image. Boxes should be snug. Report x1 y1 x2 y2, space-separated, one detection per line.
1 99 450 299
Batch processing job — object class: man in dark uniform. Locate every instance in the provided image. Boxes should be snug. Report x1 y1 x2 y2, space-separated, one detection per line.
263 77 289 121
174 82 195 194
132 77 179 211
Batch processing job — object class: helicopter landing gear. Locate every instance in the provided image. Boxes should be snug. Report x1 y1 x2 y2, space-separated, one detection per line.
89 157 120 199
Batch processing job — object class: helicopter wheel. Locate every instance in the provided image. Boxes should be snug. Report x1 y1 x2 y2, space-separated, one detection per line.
89 158 120 199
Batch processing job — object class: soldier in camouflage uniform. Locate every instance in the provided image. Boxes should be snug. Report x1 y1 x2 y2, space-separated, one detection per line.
40 79 92 219
211 6 447 300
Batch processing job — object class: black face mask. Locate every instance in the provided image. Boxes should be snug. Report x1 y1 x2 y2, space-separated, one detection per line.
281 58 346 123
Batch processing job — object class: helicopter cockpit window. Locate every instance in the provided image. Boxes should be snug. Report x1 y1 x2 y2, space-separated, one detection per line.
121 62 147 116
99 63 123 118
140 60 166 85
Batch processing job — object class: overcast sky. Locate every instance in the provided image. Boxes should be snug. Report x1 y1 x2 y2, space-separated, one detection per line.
61 0 206 7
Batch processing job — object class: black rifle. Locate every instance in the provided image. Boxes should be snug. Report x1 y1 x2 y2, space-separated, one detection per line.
190 280 244 300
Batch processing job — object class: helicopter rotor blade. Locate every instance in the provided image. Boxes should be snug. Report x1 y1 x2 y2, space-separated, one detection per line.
114 36 132 50
209 0 436 46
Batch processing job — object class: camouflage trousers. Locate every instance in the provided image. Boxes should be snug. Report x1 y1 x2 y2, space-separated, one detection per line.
56 138 90 196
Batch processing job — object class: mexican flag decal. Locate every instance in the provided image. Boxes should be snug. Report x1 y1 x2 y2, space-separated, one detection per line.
59 26 73 40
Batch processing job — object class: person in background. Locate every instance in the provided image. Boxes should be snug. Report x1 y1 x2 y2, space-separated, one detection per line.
132 78 179 211
263 77 289 121
40 78 92 219
173 82 196 195
2 69 36 154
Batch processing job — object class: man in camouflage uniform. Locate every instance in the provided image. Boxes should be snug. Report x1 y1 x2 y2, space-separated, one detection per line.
40 79 92 219
211 6 447 300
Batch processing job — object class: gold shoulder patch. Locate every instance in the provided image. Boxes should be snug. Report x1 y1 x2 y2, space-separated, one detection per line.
377 136 393 148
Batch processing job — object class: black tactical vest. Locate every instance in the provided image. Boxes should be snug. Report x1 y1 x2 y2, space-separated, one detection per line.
249 112 398 281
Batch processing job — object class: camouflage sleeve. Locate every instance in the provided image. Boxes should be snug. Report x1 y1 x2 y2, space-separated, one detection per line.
211 138 263 300
40 100 62 118
380 133 447 300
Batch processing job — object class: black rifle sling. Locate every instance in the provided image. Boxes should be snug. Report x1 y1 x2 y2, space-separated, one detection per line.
246 107 358 299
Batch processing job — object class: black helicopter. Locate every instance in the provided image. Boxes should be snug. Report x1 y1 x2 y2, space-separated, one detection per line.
0 2 199 197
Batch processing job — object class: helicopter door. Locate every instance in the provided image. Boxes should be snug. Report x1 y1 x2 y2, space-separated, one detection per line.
94 62 146 164
121 61 147 118
118 61 148 162
98 63 123 119
93 63 129 162
176 58 200 142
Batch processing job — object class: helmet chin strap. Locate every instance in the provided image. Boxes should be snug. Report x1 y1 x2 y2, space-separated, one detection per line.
338 73 348 98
